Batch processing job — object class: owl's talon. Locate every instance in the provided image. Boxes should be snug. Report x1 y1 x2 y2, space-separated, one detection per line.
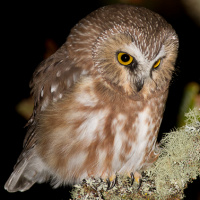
106 179 115 190
138 178 142 189
130 172 134 185
130 171 142 189
106 176 117 190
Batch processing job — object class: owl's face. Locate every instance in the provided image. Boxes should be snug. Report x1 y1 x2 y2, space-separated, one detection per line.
94 28 177 100
67 5 179 100
93 31 178 100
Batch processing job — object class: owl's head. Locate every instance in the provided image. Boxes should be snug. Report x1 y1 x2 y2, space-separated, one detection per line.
67 5 179 100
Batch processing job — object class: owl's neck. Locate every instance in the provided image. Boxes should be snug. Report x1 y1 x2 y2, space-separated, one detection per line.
93 76 169 106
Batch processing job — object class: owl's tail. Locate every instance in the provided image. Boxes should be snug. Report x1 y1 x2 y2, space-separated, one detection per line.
4 149 48 192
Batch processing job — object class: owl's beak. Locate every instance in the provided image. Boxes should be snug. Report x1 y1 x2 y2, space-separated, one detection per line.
135 79 144 92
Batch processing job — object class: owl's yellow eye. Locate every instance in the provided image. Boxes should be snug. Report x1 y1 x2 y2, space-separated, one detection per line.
153 59 161 69
117 52 133 66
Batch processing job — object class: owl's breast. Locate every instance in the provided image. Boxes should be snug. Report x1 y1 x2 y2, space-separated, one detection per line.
115 92 167 173
36 77 168 183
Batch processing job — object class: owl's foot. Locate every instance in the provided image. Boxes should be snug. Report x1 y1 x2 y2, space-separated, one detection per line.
130 171 142 188
106 174 117 190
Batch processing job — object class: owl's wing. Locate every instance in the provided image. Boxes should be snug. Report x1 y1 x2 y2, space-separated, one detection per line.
5 44 90 192
24 43 88 153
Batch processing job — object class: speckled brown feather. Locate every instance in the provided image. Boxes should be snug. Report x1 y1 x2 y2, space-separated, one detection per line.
35 77 168 183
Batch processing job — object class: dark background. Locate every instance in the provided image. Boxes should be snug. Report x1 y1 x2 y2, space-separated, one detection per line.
2 0 200 199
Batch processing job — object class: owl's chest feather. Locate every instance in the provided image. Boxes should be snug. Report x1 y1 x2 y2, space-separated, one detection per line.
71 80 166 171
117 106 160 172
73 92 165 173
37 79 167 180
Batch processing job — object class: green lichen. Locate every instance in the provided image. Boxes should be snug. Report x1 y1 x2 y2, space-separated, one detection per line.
146 108 200 199
70 108 200 200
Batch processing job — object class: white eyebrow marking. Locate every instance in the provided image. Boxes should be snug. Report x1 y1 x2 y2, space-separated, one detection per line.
153 45 166 61
124 43 166 67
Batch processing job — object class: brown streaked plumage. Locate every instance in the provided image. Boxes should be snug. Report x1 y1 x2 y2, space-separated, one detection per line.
5 4 179 192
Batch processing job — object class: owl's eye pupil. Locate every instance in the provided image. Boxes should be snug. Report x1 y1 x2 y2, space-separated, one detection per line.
121 54 130 62
117 52 134 66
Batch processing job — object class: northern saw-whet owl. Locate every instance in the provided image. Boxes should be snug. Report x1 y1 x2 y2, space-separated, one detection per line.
5 4 179 192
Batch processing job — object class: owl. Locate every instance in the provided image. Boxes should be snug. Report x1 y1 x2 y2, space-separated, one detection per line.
5 4 179 192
